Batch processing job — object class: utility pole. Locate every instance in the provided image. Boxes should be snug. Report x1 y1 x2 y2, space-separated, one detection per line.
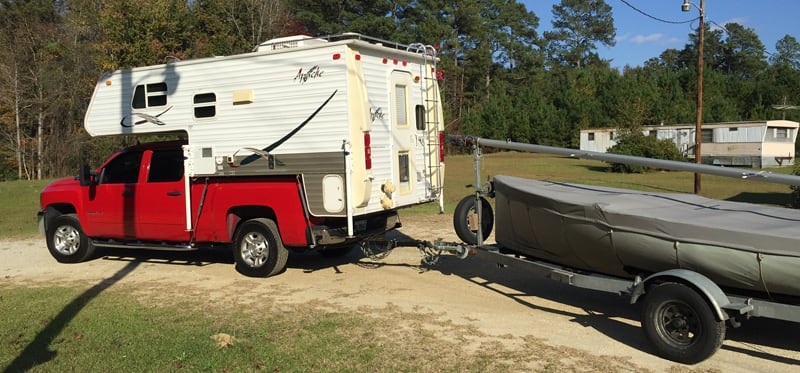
683 0 704 194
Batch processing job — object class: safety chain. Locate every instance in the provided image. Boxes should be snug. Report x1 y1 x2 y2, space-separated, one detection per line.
358 234 396 260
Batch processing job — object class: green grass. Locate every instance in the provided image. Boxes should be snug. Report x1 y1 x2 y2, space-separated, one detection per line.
0 179 52 239
0 286 513 372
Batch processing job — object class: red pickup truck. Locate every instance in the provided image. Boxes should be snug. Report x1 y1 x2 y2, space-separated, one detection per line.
38 140 399 277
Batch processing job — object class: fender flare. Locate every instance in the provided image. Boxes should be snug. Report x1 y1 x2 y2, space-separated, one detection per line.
630 269 730 321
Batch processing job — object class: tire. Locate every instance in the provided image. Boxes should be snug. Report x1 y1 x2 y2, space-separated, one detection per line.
45 213 95 263
453 195 493 245
641 282 725 364
233 218 289 277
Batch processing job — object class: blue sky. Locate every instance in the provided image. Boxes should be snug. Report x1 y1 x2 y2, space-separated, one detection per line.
520 0 799 68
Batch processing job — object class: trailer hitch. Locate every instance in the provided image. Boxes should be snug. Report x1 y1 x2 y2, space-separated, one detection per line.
359 237 470 265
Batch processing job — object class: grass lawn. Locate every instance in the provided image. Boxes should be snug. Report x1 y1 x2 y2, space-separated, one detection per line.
0 286 505 372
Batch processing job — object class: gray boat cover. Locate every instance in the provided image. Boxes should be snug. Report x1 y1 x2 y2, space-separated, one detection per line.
493 175 800 298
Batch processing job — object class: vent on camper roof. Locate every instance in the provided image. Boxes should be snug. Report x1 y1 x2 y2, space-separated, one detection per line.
255 35 328 52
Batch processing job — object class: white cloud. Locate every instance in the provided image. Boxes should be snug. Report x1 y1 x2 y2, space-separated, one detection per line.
630 33 664 45
615 33 631 43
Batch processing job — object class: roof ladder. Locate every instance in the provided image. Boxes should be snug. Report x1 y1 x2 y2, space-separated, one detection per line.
408 43 444 212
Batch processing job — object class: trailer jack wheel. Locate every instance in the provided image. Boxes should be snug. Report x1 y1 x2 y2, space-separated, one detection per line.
453 195 493 245
642 282 725 364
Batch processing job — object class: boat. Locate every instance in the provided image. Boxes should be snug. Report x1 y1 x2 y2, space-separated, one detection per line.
492 175 800 301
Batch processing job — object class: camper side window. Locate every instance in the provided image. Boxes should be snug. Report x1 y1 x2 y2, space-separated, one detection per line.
415 105 425 131
193 93 216 118
132 82 168 109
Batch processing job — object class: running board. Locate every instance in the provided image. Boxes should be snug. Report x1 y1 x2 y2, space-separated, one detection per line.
92 240 197 251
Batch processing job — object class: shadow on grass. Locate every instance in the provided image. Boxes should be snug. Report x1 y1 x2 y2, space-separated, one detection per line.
2 260 141 373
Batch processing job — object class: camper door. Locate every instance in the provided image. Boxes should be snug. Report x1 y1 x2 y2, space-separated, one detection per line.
390 71 426 200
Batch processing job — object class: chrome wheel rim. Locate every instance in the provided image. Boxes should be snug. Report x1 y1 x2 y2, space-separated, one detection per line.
240 232 269 268
53 225 81 256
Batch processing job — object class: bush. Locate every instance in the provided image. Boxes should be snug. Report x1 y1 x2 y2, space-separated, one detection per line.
607 131 686 173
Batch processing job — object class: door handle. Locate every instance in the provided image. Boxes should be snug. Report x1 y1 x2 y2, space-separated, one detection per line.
167 191 182 196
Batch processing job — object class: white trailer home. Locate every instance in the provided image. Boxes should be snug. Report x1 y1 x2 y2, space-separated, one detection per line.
84 34 445 230
579 120 799 168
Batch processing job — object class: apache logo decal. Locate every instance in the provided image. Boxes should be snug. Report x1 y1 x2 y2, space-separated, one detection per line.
237 90 338 166
120 106 173 127
370 107 385 122
294 65 324 84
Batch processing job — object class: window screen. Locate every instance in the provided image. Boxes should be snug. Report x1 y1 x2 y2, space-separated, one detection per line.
398 152 410 183
395 84 407 126
701 129 713 143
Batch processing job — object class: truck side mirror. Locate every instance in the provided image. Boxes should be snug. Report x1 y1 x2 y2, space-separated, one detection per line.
78 164 94 186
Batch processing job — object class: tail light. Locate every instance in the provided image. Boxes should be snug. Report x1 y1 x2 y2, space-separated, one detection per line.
438 131 445 162
364 132 372 170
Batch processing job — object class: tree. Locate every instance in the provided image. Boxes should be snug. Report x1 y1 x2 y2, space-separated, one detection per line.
771 34 800 69
289 0 398 39
544 0 615 68
607 130 685 173
193 0 292 56
719 22 767 79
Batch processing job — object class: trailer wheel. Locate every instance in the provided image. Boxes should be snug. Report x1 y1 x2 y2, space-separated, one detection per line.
641 282 725 364
233 218 288 277
453 195 493 245
46 214 95 263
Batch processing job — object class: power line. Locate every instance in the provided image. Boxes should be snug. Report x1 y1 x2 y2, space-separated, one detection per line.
618 0 698 25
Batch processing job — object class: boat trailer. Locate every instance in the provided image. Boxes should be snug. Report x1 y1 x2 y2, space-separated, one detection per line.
361 135 800 364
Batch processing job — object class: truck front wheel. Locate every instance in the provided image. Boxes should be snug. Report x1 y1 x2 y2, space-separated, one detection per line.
233 218 289 277
641 282 725 364
46 214 95 263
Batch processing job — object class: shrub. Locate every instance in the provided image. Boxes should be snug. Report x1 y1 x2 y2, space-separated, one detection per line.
607 131 686 173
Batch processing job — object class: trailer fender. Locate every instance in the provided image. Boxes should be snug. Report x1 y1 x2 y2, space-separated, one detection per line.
630 269 730 321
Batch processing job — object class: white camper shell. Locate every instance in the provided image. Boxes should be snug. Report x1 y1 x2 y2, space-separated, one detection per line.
84 34 446 222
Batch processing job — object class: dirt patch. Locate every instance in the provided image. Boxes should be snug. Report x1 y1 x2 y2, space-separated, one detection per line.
2 214 799 372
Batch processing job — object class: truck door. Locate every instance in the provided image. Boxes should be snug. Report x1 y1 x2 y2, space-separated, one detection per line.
390 71 427 203
135 148 189 241
84 150 143 238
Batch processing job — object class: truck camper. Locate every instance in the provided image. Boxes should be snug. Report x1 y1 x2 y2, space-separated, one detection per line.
38 33 445 277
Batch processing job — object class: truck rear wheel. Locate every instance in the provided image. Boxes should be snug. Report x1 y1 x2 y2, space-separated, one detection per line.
233 218 288 277
641 282 725 364
453 195 493 245
46 213 95 263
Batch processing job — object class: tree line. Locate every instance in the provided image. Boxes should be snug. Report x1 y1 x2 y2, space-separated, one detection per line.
1 0 799 180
